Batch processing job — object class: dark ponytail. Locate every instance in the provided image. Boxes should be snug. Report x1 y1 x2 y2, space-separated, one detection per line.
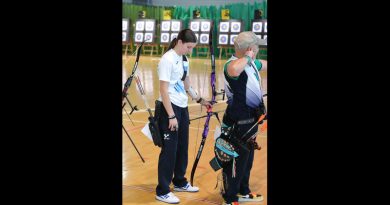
166 38 178 52
165 28 197 54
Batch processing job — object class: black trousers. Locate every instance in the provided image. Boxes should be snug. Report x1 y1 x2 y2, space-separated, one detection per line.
222 108 259 203
156 102 189 196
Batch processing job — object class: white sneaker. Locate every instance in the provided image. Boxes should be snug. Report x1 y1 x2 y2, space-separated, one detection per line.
155 192 180 204
237 192 264 202
173 183 199 192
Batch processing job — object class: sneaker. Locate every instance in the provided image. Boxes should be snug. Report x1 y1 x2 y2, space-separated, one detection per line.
155 192 180 204
222 201 239 205
173 183 199 192
237 192 264 202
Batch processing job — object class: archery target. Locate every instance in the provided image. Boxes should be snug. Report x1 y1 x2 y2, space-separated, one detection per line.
136 21 144 31
145 21 154 31
161 21 170 31
135 32 144 43
231 22 241 33
122 32 127 42
264 22 267 33
122 19 128 31
171 21 180 31
220 22 229 32
200 33 209 44
144 33 153 42
171 33 178 41
201 21 211 32
161 33 170 43
230 34 238 45
218 34 228 45
252 22 262 33
190 21 200 31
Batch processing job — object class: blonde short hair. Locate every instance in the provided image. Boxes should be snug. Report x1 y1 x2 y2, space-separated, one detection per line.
234 31 266 50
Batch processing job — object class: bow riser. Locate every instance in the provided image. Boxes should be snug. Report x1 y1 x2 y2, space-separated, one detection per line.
190 22 217 186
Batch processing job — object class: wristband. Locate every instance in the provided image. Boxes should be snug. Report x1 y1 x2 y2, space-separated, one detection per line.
245 55 252 63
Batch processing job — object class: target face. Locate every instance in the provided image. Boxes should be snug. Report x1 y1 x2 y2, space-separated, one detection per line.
171 21 180 31
136 21 144 31
231 22 241 32
200 33 209 44
220 22 229 32
122 19 128 31
144 33 153 42
145 21 154 31
230 34 237 45
161 33 169 43
161 21 170 31
201 21 210 32
122 32 127 42
190 21 200 31
171 33 178 41
218 34 228 45
135 32 144 42
252 22 263 32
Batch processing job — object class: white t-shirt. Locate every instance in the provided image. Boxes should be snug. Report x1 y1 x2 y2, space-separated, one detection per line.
157 49 189 108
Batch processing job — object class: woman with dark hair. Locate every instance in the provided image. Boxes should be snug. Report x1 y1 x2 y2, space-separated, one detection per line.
155 28 211 204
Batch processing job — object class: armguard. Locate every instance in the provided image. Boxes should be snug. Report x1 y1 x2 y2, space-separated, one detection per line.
186 86 199 101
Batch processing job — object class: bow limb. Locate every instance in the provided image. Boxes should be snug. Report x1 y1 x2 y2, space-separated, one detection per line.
122 40 146 102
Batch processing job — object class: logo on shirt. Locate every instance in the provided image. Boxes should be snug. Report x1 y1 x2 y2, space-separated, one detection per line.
174 81 186 93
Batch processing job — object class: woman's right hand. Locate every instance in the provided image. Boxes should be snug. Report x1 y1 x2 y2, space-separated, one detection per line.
200 98 212 109
168 118 179 131
245 48 255 60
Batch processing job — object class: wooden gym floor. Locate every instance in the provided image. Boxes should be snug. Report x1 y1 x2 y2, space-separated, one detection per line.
123 54 267 205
